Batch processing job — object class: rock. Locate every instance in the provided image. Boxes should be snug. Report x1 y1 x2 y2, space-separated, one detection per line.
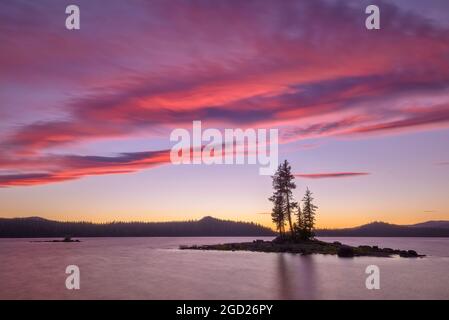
333 241 342 245
358 245 372 250
272 236 285 244
337 246 354 258
399 250 419 257
407 250 418 256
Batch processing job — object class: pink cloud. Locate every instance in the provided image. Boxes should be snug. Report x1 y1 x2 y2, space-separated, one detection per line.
1 0 449 186
295 172 370 179
0 150 171 187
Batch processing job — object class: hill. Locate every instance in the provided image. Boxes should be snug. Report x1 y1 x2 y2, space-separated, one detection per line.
408 221 449 229
0 216 275 238
316 221 449 237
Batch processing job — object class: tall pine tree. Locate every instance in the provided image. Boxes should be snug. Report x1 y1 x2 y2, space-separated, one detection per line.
269 160 297 239
294 200 305 240
269 165 284 236
279 160 297 238
301 188 317 239
270 193 285 236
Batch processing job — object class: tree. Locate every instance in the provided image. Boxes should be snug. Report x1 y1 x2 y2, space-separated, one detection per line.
294 200 305 240
270 193 285 237
269 165 284 236
301 188 317 239
278 160 297 238
269 160 297 238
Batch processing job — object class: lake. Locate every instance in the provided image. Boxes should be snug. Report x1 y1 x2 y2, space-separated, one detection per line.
0 237 448 299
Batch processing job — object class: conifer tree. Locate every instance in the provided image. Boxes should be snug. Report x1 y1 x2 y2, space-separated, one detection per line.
294 201 305 240
269 165 284 236
302 188 317 239
269 160 298 239
279 160 297 238
270 193 285 236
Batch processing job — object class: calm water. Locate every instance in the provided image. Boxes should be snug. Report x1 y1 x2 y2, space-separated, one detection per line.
1 237 448 300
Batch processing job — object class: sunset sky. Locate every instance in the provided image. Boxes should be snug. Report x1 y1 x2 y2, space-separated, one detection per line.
1 0 449 228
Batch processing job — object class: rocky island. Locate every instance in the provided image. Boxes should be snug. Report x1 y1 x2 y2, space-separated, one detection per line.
180 238 425 258
30 236 81 243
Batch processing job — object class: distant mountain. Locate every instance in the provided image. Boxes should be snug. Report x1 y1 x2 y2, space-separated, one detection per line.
316 221 449 237
408 221 449 229
0 216 275 238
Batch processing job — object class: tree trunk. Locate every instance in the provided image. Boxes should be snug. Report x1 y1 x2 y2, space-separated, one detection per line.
286 193 294 238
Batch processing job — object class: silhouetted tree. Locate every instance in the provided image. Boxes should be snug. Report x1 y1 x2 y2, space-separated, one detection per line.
270 193 285 236
269 160 298 238
269 167 284 236
294 200 305 240
279 160 297 238
301 188 317 239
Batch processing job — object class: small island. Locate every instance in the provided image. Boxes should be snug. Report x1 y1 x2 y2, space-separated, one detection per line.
30 236 81 243
181 160 424 258
180 238 424 258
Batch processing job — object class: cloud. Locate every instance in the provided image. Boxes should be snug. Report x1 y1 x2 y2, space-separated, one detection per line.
1 0 449 186
0 144 246 187
0 150 171 187
342 104 449 136
295 172 370 179
0 173 74 187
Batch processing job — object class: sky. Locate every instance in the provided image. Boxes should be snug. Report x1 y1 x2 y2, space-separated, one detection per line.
1 0 449 228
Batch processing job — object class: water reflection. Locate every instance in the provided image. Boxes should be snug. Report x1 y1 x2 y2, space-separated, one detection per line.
300 255 317 299
276 253 318 299
277 253 294 299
